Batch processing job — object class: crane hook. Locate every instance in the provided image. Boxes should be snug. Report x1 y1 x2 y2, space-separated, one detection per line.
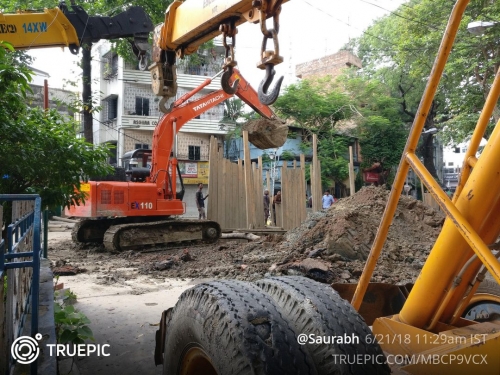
258 64 283 105
221 68 239 94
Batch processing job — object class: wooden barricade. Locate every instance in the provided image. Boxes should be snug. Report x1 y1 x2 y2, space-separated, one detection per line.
310 134 323 212
208 132 311 230
208 134 265 229
279 160 307 230
423 192 441 211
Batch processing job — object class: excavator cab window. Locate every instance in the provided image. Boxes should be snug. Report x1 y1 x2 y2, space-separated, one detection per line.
165 164 185 201
175 164 185 201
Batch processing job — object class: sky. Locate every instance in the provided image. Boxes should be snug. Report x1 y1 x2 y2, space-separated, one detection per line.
28 0 407 91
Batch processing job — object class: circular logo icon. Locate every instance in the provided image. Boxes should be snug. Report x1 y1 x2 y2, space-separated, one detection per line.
11 334 42 364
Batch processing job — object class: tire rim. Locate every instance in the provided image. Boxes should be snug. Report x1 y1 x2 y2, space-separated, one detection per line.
180 347 217 375
463 294 500 322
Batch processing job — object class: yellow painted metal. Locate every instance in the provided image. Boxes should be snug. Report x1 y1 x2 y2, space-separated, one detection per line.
400 117 500 328
373 317 500 375
160 0 289 54
1 8 79 49
350 0 469 311
468 292 500 305
452 65 500 203
180 347 217 375
400 122 500 327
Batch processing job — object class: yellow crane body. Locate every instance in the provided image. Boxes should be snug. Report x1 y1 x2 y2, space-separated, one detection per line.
0 9 79 50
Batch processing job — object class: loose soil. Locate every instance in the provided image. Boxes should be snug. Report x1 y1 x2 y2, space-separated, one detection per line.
49 186 445 288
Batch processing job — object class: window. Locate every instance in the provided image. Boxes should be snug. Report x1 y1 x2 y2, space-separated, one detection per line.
135 143 149 150
188 145 201 160
111 54 119 75
107 97 118 120
135 97 150 116
448 162 454 166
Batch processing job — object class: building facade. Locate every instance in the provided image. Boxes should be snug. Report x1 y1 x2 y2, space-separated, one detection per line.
295 50 362 80
28 67 78 119
92 40 229 216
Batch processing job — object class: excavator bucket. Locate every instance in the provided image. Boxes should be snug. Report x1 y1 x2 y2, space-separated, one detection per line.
332 283 411 325
243 118 288 150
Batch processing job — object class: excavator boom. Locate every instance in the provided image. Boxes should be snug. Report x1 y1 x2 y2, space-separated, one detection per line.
68 69 280 252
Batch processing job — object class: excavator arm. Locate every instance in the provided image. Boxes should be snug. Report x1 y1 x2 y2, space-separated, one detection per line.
0 2 153 66
149 0 289 106
150 68 279 198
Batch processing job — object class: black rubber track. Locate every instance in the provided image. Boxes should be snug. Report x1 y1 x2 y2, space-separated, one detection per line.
162 279 317 375
255 276 391 375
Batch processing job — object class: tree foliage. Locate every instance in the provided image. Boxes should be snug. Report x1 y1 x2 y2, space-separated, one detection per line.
353 0 500 148
0 43 112 211
274 72 406 186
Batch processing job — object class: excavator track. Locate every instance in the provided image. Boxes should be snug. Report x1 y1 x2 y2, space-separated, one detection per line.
102 220 221 252
72 217 170 244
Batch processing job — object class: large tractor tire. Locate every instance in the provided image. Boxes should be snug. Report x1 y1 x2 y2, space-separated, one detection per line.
255 276 391 375
161 280 316 375
462 279 500 322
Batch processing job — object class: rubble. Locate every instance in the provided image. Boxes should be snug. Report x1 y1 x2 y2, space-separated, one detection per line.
50 186 445 286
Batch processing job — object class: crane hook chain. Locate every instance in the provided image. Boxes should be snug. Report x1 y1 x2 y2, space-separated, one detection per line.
256 0 284 105
220 22 239 94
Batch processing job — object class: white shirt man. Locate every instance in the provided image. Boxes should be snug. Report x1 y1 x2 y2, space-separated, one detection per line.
322 191 335 209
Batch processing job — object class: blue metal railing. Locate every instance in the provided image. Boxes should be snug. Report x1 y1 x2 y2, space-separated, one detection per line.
0 194 42 375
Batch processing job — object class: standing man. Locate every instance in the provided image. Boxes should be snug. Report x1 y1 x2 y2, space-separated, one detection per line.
263 190 270 224
322 190 334 209
196 183 209 220
272 191 281 225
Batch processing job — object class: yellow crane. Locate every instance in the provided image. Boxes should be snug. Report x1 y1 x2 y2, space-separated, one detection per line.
0 2 153 68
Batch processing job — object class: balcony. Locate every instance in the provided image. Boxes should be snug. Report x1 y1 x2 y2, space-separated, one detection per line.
121 115 228 134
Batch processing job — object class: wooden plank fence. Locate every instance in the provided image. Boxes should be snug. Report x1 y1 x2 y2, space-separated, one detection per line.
208 131 315 230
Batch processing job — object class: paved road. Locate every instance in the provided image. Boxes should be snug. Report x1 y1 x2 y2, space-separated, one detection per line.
50 232 197 375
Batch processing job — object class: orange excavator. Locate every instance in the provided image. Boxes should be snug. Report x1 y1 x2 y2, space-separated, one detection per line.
67 69 279 251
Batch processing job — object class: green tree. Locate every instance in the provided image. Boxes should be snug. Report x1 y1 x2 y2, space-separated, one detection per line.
0 43 112 219
4 0 170 143
274 73 405 186
352 0 500 176
335 72 408 175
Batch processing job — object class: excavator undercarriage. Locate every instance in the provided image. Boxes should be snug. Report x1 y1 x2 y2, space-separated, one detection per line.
73 218 221 252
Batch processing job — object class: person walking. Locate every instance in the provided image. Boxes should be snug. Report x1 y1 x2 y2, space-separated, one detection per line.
195 183 209 219
263 190 270 224
322 190 334 209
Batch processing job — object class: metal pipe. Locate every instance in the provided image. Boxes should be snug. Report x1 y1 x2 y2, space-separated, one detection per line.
351 0 470 311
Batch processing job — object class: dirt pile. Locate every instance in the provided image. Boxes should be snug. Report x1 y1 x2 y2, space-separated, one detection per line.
50 186 445 287
272 186 444 284
243 118 288 149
